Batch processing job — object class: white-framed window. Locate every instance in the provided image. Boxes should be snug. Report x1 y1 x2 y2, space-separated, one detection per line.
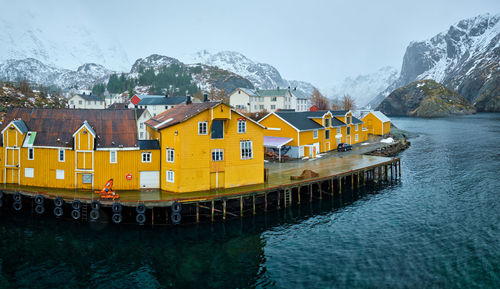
25 168 34 178
166 170 175 183
211 120 224 139
240 140 253 160
271 105 276 110
212 149 224 161
28 147 34 160
325 118 330 127
355 124 358 131
56 170 64 180
355 134 359 141
313 130 318 139
140 123 144 129
142 152 151 163
325 130 330 140
337 127 341 134
259 105 264 110
110 151 117 163
347 126 351 135
271 97 277 102
237 120 246 133
58 149 65 162
140 132 144 139
166 148 174 163
198 121 208 135
78 100 82 105
347 116 351 124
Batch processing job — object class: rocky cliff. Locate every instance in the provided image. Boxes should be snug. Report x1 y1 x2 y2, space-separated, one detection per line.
376 80 476 117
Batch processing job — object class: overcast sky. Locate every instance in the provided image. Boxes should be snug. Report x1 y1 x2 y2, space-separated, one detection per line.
5 0 500 88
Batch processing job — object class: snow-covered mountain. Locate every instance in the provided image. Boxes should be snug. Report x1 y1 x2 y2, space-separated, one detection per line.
326 66 398 107
0 58 112 89
371 13 500 111
184 50 316 95
0 6 130 71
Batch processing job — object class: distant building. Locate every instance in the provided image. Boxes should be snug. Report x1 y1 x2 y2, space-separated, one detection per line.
68 93 105 109
354 110 391 136
129 94 196 117
229 87 311 113
105 93 125 107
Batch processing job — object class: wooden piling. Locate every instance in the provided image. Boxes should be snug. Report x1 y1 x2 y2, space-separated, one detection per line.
339 177 342 194
252 194 256 215
211 200 215 222
309 184 313 202
223 199 227 221
240 196 243 216
151 207 154 225
196 203 200 223
319 183 322 200
351 174 354 190
330 179 334 196
399 159 401 177
277 190 281 209
298 186 301 204
264 192 268 212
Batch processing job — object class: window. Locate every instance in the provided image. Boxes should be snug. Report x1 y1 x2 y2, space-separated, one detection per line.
212 149 224 161
110 151 117 163
166 148 175 163
325 118 330 127
70 100 74 104
237 120 246 133
325 130 330 140
142 152 151 163
82 174 92 184
211 120 224 139
240 140 253 160
347 126 351 135
140 123 144 129
355 134 359 141
166 170 175 183
56 170 64 180
313 130 318 139
259 105 264 110
198 121 208 135
355 124 358 131
254 105 257 110
346 116 351 124
337 127 341 134
25 168 34 178
78 100 82 105
271 97 277 102
140 132 144 139
271 105 276 110
28 147 34 160
58 149 65 162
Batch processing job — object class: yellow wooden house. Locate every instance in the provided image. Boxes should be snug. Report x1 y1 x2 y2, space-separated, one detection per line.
258 110 368 159
356 110 391 136
145 99 265 193
0 108 160 191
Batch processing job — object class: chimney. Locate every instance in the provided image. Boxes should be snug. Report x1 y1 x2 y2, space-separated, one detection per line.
203 93 209 102
165 93 169 98
294 87 297 91
186 95 192 105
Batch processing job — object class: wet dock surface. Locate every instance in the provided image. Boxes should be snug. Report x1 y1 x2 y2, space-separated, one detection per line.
1 154 394 205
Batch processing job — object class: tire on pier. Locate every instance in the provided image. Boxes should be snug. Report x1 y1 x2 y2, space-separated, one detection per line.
54 197 64 207
35 195 44 205
171 212 182 225
13 192 21 202
171 201 182 213
136 203 146 214
35 204 45 215
89 209 99 221
72 200 82 210
91 201 100 210
136 213 146 225
112 202 122 213
13 201 22 211
54 206 63 217
112 213 122 224
71 209 81 220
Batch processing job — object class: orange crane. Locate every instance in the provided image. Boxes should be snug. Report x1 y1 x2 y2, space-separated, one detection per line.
95 179 119 200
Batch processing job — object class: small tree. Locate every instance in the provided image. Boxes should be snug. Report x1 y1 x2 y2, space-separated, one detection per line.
342 94 356 110
311 89 329 110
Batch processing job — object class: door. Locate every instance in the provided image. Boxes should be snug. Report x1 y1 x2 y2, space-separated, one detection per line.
313 143 320 156
304 146 310 158
325 142 330 152
210 172 224 189
6 148 19 166
140 171 159 188
5 168 19 184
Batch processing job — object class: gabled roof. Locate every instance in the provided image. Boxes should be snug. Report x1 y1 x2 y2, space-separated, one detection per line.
330 110 349 116
145 101 221 130
12 119 28 133
75 93 104 102
274 111 325 131
290 89 311 99
137 96 187 106
351 116 363 124
370 111 391 122
257 89 290 97
0 108 138 148
239 88 259 96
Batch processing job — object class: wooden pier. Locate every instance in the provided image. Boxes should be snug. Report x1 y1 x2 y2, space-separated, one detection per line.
0 155 401 226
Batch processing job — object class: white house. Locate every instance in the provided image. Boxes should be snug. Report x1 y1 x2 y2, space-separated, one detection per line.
229 87 311 113
67 93 105 109
129 94 200 117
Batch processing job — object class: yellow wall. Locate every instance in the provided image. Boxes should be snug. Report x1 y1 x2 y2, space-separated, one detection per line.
148 104 264 193
362 112 391 136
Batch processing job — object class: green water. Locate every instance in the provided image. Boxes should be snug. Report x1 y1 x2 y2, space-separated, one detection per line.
0 113 499 288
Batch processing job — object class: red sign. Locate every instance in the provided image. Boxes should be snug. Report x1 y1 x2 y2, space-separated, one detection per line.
126 174 133 181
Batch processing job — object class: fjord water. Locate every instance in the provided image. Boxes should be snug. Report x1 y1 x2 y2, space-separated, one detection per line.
0 114 499 288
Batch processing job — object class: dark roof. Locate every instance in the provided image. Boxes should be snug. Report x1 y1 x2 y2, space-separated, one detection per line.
146 101 221 130
330 110 349 116
330 117 346 127
0 108 138 148
274 111 325 131
12 119 28 133
351 116 363 124
107 102 129 109
78 93 104 102
137 96 187 106
138 140 160 150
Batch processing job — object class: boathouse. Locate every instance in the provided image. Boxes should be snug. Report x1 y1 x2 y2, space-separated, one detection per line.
0 108 160 190
355 110 391 136
145 98 265 193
